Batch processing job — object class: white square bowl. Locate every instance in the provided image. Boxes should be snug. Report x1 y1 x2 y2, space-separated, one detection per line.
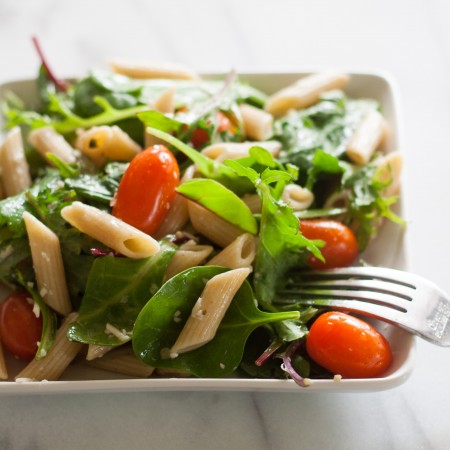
0 71 414 394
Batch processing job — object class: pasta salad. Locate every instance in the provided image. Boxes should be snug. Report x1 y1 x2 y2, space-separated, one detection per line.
0 54 404 386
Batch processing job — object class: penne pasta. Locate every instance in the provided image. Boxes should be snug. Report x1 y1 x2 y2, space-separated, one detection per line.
345 110 388 165
282 184 314 211
265 72 350 117
169 268 250 356
241 193 262 214
22 212 72 316
154 165 195 239
0 127 32 197
28 126 77 164
188 201 243 248
239 104 274 141
86 344 114 361
108 59 199 80
75 125 141 166
82 346 154 377
375 151 402 197
164 241 213 281
15 313 84 381
201 140 281 163
0 339 8 380
60 201 160 259
154 87 176 114
207 233 256 270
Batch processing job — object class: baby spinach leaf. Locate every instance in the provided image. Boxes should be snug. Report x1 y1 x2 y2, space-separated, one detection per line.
67 239 177 346
132 266 300 377
177 179 258 235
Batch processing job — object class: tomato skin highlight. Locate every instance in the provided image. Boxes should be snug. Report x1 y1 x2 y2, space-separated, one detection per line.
306 311 393 378
0 291 43 360
299 219 359 269
112 145 180 236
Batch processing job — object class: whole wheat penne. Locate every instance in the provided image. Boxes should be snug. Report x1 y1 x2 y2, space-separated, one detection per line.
188 201 243 248
154 87 176 114
169 268 250 356
22 212 72 316
83 346 154 377
0 339 8 380
282 184 314 211
239 104 274 141
0 127 32 197
241 193 262 214
375 151 402 197
75 125 141 166
109 59 199 80
15 313 84 381
164 242 214 281
265 72 350 117
201 140 281 163
346 110 388 165
154 165 195 239
207 233 256 270
86 344 114 361
28 126 77 164
61 201 160 259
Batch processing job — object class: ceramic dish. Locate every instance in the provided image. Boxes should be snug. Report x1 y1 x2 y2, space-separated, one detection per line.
0 71 415 394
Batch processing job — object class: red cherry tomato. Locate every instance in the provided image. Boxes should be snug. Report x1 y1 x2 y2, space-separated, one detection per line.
299 219 359 269
190 112 235 149
0 291 43 360
112 145 180 236
216 111 234 133
190 128 210 149
306 311 393 378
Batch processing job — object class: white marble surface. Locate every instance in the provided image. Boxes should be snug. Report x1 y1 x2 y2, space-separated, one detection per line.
1 0 450 448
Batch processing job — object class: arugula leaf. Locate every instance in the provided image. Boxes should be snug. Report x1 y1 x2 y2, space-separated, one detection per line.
15 272 57 360
224 159 323 313
142 126 253 195
132 266 300 377
67 239 177 345
344 164 405 249
177 179 258 235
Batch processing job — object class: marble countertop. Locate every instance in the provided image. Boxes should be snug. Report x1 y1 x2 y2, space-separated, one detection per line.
1 0 450 448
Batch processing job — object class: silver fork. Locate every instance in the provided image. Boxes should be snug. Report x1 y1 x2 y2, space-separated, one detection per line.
277 267 450 346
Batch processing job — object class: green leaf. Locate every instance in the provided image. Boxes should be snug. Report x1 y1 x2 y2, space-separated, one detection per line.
142 126 253 195
132 266 300 377
137 110 184 134
16 272 57 360
177 179 258 234
45 153 80 179
67 239 177 345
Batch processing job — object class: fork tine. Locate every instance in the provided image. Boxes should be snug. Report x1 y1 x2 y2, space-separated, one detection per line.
295 298 404 324
279 286 410 312
298 267 416 289
285 278 415 301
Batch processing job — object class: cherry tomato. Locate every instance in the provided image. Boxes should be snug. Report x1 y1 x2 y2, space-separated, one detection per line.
0 291 43 360
299 219 359 269
190 112 235 149
190 128 210 149
112 145 180 236
216 111 234 133
306 311 392 378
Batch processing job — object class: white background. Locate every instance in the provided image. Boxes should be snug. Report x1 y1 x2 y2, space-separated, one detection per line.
1 0 450 448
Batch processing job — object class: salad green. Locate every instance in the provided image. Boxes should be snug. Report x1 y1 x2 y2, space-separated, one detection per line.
0 61 403 384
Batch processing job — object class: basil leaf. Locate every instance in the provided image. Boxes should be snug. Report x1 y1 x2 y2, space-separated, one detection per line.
132 266 300 377
177 179 258 235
